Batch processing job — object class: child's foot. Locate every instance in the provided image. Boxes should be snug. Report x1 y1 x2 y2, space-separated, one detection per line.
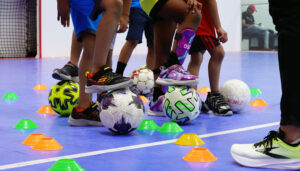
156 64 199 86
68 102 102 126
85 66 133 93
52 61 79 82
231 130 300 170
148 95 165 117
205 92 233 116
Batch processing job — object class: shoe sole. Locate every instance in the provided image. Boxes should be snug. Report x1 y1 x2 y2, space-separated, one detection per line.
85 80 133 94
231 150 300 170
68 116 103 126
148 109 165 117
156 78 199 86
52 70 79 83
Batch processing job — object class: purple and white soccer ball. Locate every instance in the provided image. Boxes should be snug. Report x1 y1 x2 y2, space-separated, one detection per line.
220 79 251 113
98 89 145 134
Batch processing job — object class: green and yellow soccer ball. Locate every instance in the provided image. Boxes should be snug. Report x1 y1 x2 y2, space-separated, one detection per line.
48 80 79 116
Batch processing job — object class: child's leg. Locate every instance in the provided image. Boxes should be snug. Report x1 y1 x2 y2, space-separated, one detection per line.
92 0 123 72
70 30 82 66
188 52 203 90
106 49 113 68
207 45 225 93
116 40 139 75
146 46 154 70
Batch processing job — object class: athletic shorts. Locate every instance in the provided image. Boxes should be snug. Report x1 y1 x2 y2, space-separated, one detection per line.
127 8 153 46
189 35 220 54
69 0 102 41
140 0 168 21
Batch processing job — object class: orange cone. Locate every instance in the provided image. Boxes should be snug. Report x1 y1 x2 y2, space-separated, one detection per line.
197 87 211 93
139 95 149 103
33 84 48 90
183 148 217 162
249 99 268 107
175 133 205 146
22 133 47 145
32 138 63 151
37 105 56 114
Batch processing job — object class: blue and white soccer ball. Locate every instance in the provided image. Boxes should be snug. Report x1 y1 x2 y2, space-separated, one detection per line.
163 86 201 124
98 89 145 134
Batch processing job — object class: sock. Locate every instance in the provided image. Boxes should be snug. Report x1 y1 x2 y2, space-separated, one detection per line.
291 138 300 145
116 62 127 75
175 29 195 65
153 87 164 102
152 68 161 75
164 52 180 68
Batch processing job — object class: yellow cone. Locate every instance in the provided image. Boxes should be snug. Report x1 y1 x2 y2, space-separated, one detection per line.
197 87 211 93
139 95 149 103
33 84 48 90
175 133 205 146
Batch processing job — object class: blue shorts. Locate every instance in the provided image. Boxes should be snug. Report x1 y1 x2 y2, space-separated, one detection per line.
69 0 102 41
126 8 153 46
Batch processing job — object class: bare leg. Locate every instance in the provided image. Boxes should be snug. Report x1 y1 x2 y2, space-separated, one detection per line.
280 125 300 143
106 49 113 68
118 40 139 64
92 0 123 72
207 45 225 93
70 30 83 66
146 45 154 70
77 34 95 109
188 52 203 90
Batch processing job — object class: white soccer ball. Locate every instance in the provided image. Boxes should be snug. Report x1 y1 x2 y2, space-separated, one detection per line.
98 89 145 134
163 86 201 124
220 79 251 113
130 67 154 95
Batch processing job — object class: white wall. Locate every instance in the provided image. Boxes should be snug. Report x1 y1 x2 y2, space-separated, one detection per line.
42 0 241 58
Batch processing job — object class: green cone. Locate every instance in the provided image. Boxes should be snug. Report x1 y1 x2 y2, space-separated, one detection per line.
137 119 160 130
48 159 85 171
250 88 262 95
14 119 38 129
157 122 184 133
2 92 19 100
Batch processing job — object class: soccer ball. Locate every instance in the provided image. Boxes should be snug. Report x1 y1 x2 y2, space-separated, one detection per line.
220 79 251 113
163 86 201 124
98 89 145 134
130 67 154 96
48 80 79 116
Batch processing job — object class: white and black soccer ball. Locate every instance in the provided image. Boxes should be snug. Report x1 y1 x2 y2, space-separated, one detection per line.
98 89 145 134
220 79 251 113
163 86 201 124
130 67 154 96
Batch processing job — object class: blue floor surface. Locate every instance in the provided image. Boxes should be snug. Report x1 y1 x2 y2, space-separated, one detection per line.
0 52 282 170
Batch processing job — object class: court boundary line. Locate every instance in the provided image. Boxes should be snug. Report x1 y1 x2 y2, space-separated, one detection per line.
0 122 279 170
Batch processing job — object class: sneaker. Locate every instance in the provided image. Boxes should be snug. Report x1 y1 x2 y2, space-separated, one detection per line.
205 92 233 116
156 64 199 86
68 102 102 126
231 130 300 170
148 95 165 117
85 66 133 94
52 62 79 82
200 99 209 113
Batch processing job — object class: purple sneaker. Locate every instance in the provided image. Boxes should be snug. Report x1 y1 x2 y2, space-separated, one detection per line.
156 64 199 86
148 95 165 117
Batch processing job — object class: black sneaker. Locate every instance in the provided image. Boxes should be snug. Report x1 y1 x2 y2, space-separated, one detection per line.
200 99 209 113
52 62 79 82
68 102 102 126
85 66 133 93
205 92 233 116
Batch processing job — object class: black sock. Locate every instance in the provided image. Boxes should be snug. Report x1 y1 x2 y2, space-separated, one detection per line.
164 52 180 68
153 87 164 101
116 62 127 75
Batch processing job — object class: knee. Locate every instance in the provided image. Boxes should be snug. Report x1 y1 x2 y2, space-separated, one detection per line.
105 0 123 17
190 6 202 30
212 48 225 61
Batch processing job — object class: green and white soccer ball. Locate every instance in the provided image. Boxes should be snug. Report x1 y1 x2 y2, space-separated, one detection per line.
48 80 79 116
163 86 201 124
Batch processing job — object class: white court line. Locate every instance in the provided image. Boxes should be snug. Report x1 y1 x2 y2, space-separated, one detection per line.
0 122 279 170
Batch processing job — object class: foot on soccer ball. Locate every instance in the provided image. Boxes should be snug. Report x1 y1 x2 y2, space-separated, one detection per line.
52 61 79 82
156 64 199 86
231 130 300 170
68 102 102 126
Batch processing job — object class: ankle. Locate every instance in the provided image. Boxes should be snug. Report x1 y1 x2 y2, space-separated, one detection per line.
280 126 300 144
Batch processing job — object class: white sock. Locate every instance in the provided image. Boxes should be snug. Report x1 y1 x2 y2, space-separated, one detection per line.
291 138 300 145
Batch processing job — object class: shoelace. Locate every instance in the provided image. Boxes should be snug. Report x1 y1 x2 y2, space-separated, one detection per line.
254 131 278 152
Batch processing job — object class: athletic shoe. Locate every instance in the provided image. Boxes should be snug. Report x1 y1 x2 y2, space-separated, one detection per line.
156 64 199 86
68 102 102 126
148 95 165 117
231 130 300 170
205 92 233 116
200 99 209 113
52 61 79 82
85 66 133 93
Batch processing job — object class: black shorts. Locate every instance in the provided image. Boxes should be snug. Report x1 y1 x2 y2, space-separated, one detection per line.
127 8 154 46
149 0 168 22
189 35 220 54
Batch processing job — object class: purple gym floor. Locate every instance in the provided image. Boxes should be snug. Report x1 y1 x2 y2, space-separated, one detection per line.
0 52 281 170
